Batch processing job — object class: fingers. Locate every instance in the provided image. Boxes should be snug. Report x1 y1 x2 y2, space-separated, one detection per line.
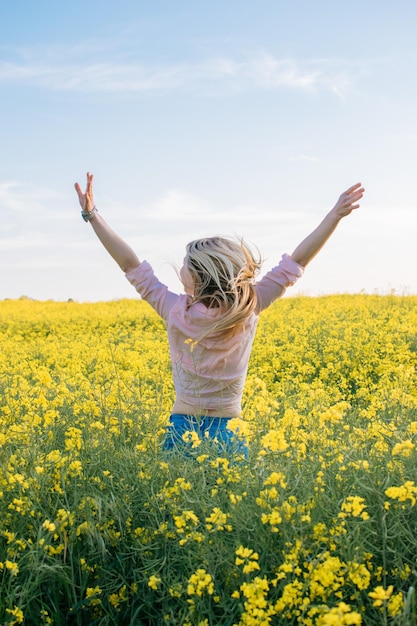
345 183 365 199
346 182 363 193
333 183 364 217
86 171 94 191
74 181 82 195
74 173 94 213
74 172 94 198
348 191 364 203
340 184 364 207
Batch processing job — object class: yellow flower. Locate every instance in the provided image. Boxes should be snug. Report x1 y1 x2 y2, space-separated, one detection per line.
385 481 417 506
205 507 232 532
392 440 414 457
173 509 199 534
187 569 214 597
86 586 103 605
235 546 261 574
348 563 371 590
148 575 162 590
240 576 275 621
314 601 362 625
387 591 404 616
5 606 24 624
227 417 251 439
42 520 56 533
182 430 201 448
339 496 369 520
3 531 16 544
86 586 102 598
369 585 394 607
261 429 289 452
263 471 287 488
109 584 128 609
5 560 19 576
68 459 83 476
261 508 283 530
64 426 83 451
109 593 120 609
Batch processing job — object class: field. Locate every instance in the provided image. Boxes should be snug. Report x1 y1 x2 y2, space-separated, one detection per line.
1 294 417 625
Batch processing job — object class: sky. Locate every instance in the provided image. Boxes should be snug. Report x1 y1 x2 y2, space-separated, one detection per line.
1 1 416 302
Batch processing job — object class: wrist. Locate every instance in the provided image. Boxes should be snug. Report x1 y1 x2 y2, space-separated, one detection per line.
81 206 99 222
326 209 342 225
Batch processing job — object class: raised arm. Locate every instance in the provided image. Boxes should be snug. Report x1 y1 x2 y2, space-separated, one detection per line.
74 172 140 273
290 183 364 267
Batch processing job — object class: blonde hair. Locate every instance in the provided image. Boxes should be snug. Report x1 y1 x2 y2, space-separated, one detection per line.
185 236 262 339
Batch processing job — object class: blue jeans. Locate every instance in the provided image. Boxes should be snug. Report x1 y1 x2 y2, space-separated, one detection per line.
162 414 248 458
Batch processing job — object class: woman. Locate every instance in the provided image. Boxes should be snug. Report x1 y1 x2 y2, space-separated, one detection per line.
75 173 364 455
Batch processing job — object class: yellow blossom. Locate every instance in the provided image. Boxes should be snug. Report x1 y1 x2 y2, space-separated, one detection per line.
187 569 214 596
263 471 287 488
392 440 414 457
235 546 261 574
5 606 24 624
261 429 289 452
369 585 394 607
385 481 417 506
148 575 162 590
205 507 232 532
339 496 370 520
348 563 371 590
387 591 404 616
86 586 102 597
5 560 19 576
314 601 362 625
182 430 202 448
42 519 56 533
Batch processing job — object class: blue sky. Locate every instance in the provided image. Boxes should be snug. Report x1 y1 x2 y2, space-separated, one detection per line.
1 1 416 301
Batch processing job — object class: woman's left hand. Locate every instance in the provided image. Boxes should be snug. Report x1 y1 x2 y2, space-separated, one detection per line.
74 172 95 212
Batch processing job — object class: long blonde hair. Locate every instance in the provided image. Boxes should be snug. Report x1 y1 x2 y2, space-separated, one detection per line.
185 236 262 339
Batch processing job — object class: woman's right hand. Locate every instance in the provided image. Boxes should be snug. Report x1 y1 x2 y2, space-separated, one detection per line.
330 182 364 219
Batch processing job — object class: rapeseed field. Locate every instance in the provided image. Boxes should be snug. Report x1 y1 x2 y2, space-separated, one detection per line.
1 294 417 625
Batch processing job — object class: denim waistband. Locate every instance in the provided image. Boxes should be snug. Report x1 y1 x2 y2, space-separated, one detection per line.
163 413 247 457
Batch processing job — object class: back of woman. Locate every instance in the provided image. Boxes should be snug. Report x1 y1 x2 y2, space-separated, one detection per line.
75 173 364 456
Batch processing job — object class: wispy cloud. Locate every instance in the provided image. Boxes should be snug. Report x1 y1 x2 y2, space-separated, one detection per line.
0 181 60 210
138 188 306 226
0 181 68 244
0 50 363 96
140 189 212 220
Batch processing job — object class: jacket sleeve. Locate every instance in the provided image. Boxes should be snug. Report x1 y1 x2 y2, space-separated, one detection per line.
255 254 304 313
125 261 179 321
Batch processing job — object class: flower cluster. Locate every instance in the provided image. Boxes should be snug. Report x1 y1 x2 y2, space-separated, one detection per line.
0 295 416 624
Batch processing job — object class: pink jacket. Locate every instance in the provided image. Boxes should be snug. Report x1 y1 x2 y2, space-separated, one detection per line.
126 254 303 417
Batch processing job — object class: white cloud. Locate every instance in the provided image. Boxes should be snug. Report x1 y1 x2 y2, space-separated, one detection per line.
137 188 307 225
141 189 212 219
0 52 364 96
0 181 71 249
0 180 61 211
